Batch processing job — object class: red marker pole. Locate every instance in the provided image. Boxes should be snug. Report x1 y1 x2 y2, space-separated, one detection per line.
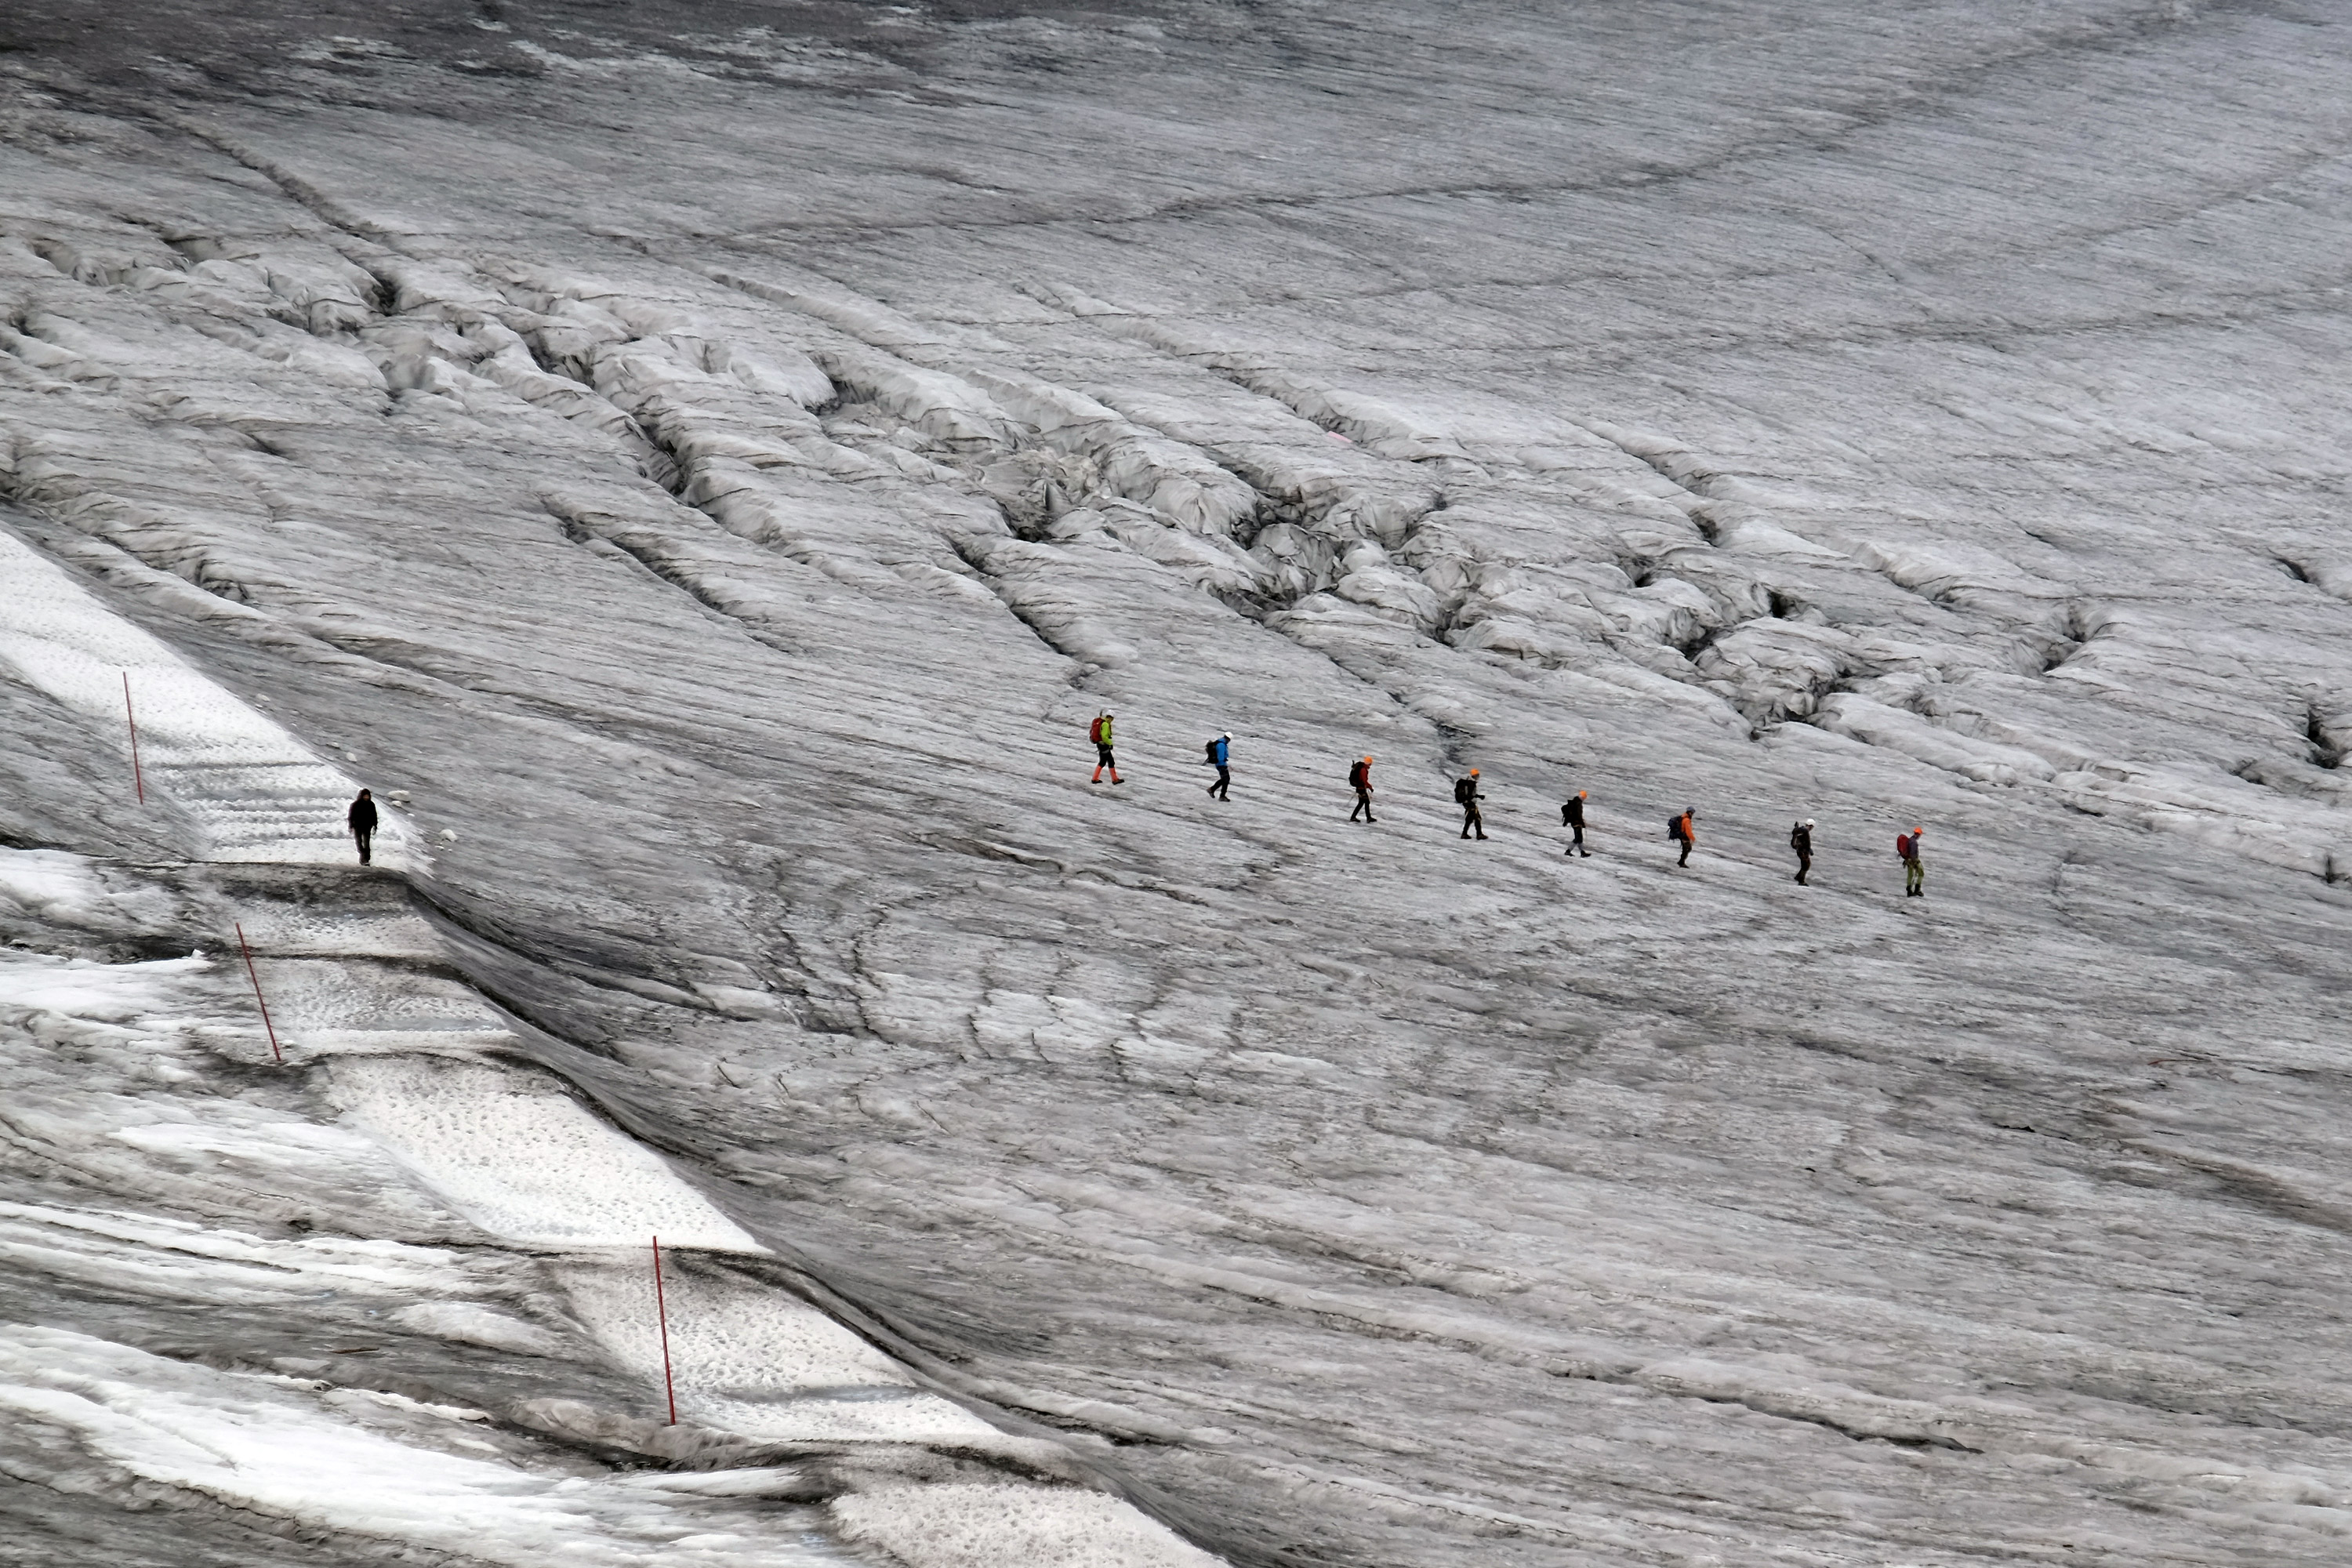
122 673 143 804
234 921 283 1064
652 1236 678 1425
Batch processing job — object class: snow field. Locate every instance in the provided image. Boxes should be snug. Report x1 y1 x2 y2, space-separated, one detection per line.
559 1259 1007 1443
0 1325 853 1568
830 1483 1225 1568
0 847 112 927
0 850 768 1253
333 1058 763 1252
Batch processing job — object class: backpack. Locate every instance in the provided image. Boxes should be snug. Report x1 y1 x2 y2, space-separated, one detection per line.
1454 777 1475 804
1089 716 1108 745
1896 833 1914 859
1667 815 1682 840
1204 739 1219 764
1348 761 1367 789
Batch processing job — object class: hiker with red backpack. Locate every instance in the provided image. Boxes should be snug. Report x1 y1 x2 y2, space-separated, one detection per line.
1898 826 1925 896
1348 756 1377 822
1090 711 1123 785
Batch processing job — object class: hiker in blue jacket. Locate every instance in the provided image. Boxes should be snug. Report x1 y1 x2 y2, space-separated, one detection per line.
1204 732 1231 800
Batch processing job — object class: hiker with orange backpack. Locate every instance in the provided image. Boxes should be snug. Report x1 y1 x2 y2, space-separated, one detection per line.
1090 711 1123 785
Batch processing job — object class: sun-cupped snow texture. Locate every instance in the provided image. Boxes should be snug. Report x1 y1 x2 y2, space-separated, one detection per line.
5 1 2352 1566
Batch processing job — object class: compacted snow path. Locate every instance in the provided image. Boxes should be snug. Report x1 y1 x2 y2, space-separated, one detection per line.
5 2 2352 1566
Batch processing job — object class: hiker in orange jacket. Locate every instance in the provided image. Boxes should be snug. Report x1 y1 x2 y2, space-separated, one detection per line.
1669 808 1697 866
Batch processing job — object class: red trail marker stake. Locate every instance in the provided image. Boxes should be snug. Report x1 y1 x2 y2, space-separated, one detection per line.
234 921 283 1065
122 672 143 804
652 1235 679 1425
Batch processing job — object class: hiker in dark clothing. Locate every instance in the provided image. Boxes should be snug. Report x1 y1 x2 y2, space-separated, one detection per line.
348 789 378 866
1349 756 1377 822
1456 770 1487 840
1205 732 1231 800
1791 818 1813 885
1562 790 1590 857
1669 808 1696 866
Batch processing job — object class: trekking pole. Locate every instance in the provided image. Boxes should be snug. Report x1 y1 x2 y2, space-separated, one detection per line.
122 673 144 804
234 921 283 1064
652 1236 678 1425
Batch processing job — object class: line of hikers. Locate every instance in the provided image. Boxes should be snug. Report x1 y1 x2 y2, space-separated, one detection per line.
1087 710 1930 895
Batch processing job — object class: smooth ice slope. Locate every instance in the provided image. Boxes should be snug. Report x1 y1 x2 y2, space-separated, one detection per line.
5 2 2352 1566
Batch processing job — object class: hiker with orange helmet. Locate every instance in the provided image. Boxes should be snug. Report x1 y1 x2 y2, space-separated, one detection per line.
1898 826 1926 897
1561 790 1590 857
1348 756 1377 822
1454 769 1487 840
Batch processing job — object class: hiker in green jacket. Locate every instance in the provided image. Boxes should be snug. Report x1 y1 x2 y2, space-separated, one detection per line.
1090 711 1123 786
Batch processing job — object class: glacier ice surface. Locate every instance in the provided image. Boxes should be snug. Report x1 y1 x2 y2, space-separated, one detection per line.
2 2 2352 1566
